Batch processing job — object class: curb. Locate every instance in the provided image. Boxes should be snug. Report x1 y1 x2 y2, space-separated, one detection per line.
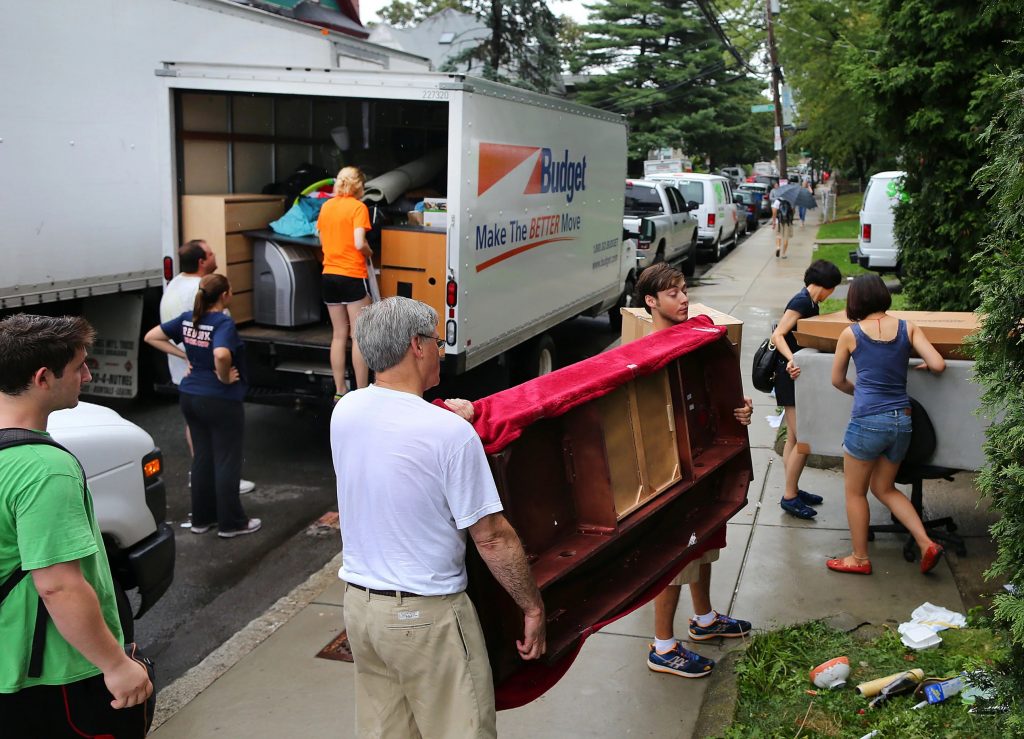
150 553 342 730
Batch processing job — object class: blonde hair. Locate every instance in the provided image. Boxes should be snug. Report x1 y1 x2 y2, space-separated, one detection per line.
335 166 365 197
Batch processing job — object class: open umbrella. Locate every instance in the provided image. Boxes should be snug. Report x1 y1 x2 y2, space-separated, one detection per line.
773 183 817 209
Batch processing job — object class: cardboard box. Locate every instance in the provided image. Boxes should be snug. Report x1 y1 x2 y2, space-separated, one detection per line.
795 310 980 358
422 197 447 228
620 304 743 352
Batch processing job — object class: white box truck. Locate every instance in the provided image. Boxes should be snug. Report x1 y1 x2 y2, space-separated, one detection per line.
158 64 632 401
0 0 429 399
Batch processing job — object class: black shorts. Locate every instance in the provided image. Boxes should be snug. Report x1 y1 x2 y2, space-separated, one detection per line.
322 274 368 305
774 354 796 406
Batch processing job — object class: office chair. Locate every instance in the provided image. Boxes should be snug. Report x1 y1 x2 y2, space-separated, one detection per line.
867 397 968 560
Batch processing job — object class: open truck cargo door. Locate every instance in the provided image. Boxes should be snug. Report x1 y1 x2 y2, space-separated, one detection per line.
459 315 752 708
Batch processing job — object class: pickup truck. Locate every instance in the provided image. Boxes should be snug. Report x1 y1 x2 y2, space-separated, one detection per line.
623 179 698 276
48 402 175 640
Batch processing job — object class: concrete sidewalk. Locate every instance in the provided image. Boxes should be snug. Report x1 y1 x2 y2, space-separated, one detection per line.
151 220 986 738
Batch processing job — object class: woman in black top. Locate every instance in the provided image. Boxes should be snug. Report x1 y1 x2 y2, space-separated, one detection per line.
770 260 842 520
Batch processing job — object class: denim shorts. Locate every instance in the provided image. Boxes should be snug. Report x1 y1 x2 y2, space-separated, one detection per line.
843 410 912 462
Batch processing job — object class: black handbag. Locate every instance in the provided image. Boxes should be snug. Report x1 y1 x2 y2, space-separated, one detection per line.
751 336 779 393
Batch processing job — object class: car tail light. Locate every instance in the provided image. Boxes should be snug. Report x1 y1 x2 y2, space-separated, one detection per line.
446 279 457 307
862 224 871 242
163 256 174 282
708 213 715 227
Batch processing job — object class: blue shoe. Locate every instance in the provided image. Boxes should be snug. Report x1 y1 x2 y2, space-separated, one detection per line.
781 496 817 520
647 642 714 678
688 613 753 641
797 489 823 505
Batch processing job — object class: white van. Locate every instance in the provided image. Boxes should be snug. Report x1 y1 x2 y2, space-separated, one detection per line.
853 171 906 274
650 173 738 261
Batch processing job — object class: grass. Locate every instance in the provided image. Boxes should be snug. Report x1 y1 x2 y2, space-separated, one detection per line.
722 621 1008 738
819 292 911 317
813 242 870 278
816 219 860 240
835 191 863 219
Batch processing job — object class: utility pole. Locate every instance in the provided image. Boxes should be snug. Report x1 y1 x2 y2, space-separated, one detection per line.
765 0 787 176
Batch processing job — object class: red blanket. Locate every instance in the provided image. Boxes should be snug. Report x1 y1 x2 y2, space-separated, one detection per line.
468 315 726 453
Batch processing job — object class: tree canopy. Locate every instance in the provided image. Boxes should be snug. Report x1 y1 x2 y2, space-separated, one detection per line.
572 0 772 170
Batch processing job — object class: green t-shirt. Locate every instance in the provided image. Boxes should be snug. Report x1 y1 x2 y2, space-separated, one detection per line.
0 435 123 692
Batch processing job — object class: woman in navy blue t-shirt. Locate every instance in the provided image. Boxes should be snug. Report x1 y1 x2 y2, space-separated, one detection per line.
145 274 260 538
770 260 842 520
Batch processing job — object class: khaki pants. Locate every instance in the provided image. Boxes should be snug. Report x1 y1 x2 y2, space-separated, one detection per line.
670 548 720 587
344 585 496 739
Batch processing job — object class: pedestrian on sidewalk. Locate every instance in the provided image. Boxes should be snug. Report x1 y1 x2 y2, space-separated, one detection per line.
634 264 754 679
331 297 545 738
798 178 813 227
145 274 261 539
0 315 152 737
827 275 946 575
770 260 842 520
159 240 255 496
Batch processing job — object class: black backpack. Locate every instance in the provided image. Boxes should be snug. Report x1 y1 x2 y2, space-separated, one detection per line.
777 198 794 225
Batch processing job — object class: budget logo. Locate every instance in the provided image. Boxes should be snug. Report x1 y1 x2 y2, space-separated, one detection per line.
478 142 588 203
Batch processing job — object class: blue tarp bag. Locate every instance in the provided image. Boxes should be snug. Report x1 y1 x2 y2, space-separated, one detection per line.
270 196 330 237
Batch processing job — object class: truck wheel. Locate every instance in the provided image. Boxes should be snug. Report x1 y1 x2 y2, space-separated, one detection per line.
608 275 636 332
114 581 135 642
712 236 724 262
653 243 666 264
529 334 556 378
682 247 696 278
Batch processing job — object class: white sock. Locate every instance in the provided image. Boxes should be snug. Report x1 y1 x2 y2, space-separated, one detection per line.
695 610 717 628
654 637 677 653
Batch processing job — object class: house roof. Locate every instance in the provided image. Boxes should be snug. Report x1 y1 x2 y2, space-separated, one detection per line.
369 9 490 71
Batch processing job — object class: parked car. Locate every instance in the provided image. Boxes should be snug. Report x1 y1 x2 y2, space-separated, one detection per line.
738 182 772 217
48 401 174 640
746 174 780 191
852 170 907 275
734 190 761 231
648 173 739 262
623 179 698 275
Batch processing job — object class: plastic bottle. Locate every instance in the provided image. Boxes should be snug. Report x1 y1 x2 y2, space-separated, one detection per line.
924 676 966 704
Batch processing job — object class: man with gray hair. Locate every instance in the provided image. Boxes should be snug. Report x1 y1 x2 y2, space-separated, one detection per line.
331 297 545 738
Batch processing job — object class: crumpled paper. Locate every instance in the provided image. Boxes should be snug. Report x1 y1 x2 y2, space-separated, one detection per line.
908 602 967 632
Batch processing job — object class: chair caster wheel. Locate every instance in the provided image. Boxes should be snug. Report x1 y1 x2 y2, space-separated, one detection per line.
903 548 916 563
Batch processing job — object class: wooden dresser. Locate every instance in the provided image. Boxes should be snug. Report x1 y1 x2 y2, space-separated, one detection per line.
180 194 286 323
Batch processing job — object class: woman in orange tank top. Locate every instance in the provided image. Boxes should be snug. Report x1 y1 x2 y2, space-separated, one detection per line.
317 166 373 399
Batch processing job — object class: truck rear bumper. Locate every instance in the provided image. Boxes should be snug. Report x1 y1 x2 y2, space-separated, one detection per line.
126 523 175 618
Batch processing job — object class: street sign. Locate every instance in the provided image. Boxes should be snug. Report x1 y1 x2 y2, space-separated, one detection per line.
750 103 774 113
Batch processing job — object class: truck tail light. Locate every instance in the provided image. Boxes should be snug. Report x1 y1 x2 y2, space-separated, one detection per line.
163 256 174 282
862 224 871 242
446 279 457 307
638 235 651 250
708 213 715 227
446 319 456 345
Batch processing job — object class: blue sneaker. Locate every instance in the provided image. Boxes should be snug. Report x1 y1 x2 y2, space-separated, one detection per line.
797 489 823 505
688 612 752 641
647 642 714 678
781 496 817 520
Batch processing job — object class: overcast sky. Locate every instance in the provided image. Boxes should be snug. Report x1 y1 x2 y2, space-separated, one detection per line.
360 0 592 25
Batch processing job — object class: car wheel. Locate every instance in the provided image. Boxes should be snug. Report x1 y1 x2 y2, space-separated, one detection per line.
712 236 724 262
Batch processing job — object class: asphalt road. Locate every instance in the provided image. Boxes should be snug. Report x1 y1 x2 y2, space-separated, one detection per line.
115 224 758 687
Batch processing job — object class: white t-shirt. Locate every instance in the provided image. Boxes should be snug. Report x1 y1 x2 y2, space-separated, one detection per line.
330 385 503 595
159 274 201 384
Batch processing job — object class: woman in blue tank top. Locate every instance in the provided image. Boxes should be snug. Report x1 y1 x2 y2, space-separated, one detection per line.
828 275 946 575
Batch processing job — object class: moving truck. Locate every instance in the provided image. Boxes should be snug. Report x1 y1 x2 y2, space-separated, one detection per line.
161 64 631 402
0 0 429 399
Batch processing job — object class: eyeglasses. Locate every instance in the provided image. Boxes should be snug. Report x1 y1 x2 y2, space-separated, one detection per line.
418 334 445 350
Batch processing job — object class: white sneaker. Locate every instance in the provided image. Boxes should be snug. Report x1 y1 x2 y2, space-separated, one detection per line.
239 479 256 495
218 518 262 539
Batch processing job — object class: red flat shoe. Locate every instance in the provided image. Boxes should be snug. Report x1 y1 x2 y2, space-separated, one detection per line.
826 557 872 575
920 543 945 574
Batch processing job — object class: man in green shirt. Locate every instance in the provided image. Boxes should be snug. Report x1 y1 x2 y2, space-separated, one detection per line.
0 314 152 737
